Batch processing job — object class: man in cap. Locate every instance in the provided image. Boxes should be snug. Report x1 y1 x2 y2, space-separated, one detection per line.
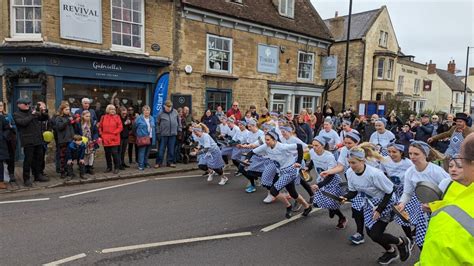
13 97 50 186
412 113 434 143
155 100 182 168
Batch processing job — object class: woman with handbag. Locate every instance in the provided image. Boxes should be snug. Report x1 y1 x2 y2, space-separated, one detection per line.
134 105 155 171
98 104 123 174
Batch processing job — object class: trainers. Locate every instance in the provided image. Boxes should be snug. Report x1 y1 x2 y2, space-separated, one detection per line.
302 206 312 216
377 251 399 265
235 172 242 177
24 180 33 187
336 217 348 229
245 185 256 193
292 202 302 212
218 176 228 185
169 164 176 168
255 179 261 187
263 194 274 204
397 236 412 262
285 206 293 219
349 233 365 245
207 171 215 182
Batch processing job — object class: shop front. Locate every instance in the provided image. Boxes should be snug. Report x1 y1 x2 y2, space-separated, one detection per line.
268 82 324 114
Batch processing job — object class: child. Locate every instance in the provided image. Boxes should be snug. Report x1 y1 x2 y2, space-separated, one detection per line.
65 135 87 180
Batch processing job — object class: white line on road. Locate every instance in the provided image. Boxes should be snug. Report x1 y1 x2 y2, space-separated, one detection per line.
43 253 87 266
153 172 232 181
101 232 253 254
0 198 50 205
59 180 148 199
260 207 322 232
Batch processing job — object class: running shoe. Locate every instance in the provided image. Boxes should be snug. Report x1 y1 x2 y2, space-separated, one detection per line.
245 185 256 193
377 251 399 265
207 171 215 182
263 194 274 204
336 217 348 229
302 206 312 217
285 206 293 219
349 233 365 245
397 236 412 262
292 202 302 212
255 179 261 187
218 176 229 185
235 172 242 177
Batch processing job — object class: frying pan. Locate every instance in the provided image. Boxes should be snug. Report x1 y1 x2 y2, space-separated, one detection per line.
300 170 312 182
415 181 443 204
320 190 351 203
392 206 410 223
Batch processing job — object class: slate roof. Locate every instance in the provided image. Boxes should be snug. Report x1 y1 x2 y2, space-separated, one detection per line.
324 8 382 42
181 0 333 41
437 69 472 93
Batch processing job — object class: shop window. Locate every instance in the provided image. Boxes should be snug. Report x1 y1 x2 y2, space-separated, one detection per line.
206 89 231 112
207 35 233 73
62 79 148 115
279 0 294 18
11 0 42 37
272 94 287 113
298 51 314 81
111 0 144 51
377 58 385 79
302 96 314 111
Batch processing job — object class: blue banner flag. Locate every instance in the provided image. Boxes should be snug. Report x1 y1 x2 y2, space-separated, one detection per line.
152 72 169 120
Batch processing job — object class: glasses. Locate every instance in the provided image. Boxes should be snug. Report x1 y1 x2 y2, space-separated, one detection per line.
232 105 238 107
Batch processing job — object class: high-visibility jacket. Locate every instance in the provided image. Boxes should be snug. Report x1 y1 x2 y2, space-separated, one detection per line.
416 183 474 265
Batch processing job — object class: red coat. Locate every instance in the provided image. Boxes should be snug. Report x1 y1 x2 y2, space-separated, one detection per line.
99 114 123 147
226 108 242 121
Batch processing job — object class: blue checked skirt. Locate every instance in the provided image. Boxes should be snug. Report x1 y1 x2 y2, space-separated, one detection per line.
363 196 396 230
313 175 344 210
261 160 279 187
247 155 268 173
220 146 234 157
231 147 252 161
203 148 225 170
197 153 206 165
351 194 365 211
274 165 299 192
399 195 428 247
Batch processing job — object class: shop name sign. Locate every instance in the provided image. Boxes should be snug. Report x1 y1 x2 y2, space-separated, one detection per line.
60 0 102 44
257 44 279 74
93 62 123 71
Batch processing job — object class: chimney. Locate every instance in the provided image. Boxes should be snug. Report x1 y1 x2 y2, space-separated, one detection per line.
327 16 345 40
427 60 436 74
447 60 456 74
335 11 338 17
469 67 474 76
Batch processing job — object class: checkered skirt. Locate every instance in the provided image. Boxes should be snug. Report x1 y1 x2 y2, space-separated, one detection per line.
363 196 396 230
203 148 225 170
261 161 278 187
274 165 299 192
231 147 252 161
313 175 344 210
400 195 428 247
220 146 234 157
247 155 268 173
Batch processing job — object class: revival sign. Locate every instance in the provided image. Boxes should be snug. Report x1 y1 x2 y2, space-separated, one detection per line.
60 0 102 44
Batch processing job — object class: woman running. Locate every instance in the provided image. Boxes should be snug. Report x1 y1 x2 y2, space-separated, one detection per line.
342 146 412 265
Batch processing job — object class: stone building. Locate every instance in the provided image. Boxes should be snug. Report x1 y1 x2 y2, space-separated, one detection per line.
1 0 174 113
324 6 399 111
171 0 332 116
394 57 430 113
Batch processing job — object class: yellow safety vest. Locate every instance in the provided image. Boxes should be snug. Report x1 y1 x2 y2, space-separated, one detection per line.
428 180 466 212
416 183 474 265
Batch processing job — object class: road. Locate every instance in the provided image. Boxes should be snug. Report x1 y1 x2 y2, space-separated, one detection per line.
0 170 419 265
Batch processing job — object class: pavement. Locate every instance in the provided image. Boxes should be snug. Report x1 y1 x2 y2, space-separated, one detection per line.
1 157 199 195
0 170 420 265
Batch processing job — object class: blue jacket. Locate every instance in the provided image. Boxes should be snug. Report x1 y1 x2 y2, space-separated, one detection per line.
134 115 156 146
202 115 218 136
66 142 86 161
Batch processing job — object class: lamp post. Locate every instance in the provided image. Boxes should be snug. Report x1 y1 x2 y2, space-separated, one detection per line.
342 0 353 111
463 46 474 112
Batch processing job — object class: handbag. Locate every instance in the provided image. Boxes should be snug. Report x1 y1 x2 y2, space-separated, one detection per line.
136 136 151 147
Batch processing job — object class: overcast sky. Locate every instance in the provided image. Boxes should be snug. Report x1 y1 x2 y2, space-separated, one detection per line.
311 0 474 76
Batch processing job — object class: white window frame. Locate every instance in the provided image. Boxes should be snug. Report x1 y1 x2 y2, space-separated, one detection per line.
386 59 394 80
301 96 315 111
379 31 388 47
279 0 295 18
110 0 145 54
377 58 385 79
397 75 404 93
297 51 315 81
206 34 233 74
10 0 42 40
414 79 421 95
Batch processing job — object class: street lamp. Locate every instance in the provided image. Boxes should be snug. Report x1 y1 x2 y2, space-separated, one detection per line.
342 0 353 111
463 46 474 112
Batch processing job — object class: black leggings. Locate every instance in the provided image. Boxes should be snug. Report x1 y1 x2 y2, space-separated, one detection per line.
329 209 345 219
243 170 261 186
263 174 280 190
128 143 138 163
104 146 120 169
401 225 413 240
352 208 365 236
222 155 229 164
270 181 298 199
300 179 314 198
198 164 223 175
367 221 400 250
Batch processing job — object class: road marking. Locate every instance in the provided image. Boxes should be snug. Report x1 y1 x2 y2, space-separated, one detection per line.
101 232 252 254
0 198 50 205
153 172 232 181
59 180 148 199
43 253 87 266
261 207 322 232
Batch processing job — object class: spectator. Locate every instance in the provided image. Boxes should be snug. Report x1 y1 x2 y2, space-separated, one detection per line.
65 135 86 180
175 107 186 164
74 98 97 124
0 114 10 189
309 113 317 135
99 104 123 174
119 107 132 169
314 106 324 133
134 105 155 171
249 105 259 119
406 113 416 127
54 103 77 178
127 106 138 164
75 110 98 175
339 120 358 143
215 105 225 121
111 91 124 110
38 101 52 178
242 110 253 123
14 98 50 186
369 119 396 156
386 112 403 134
183 106 193 126
361 114 378 142
202 109 218 137
431 115 441 136
0 101 18 187
412 114 434 143
317 118 341 154
397 124 414 152
284 110 294 122
429 113 474 158
226 101 242 121
465 111 472 127
293 115 312 144
258 107 271 126
322 101 335 118
94 101 104 122
299 108 311 123
155 100 181 168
